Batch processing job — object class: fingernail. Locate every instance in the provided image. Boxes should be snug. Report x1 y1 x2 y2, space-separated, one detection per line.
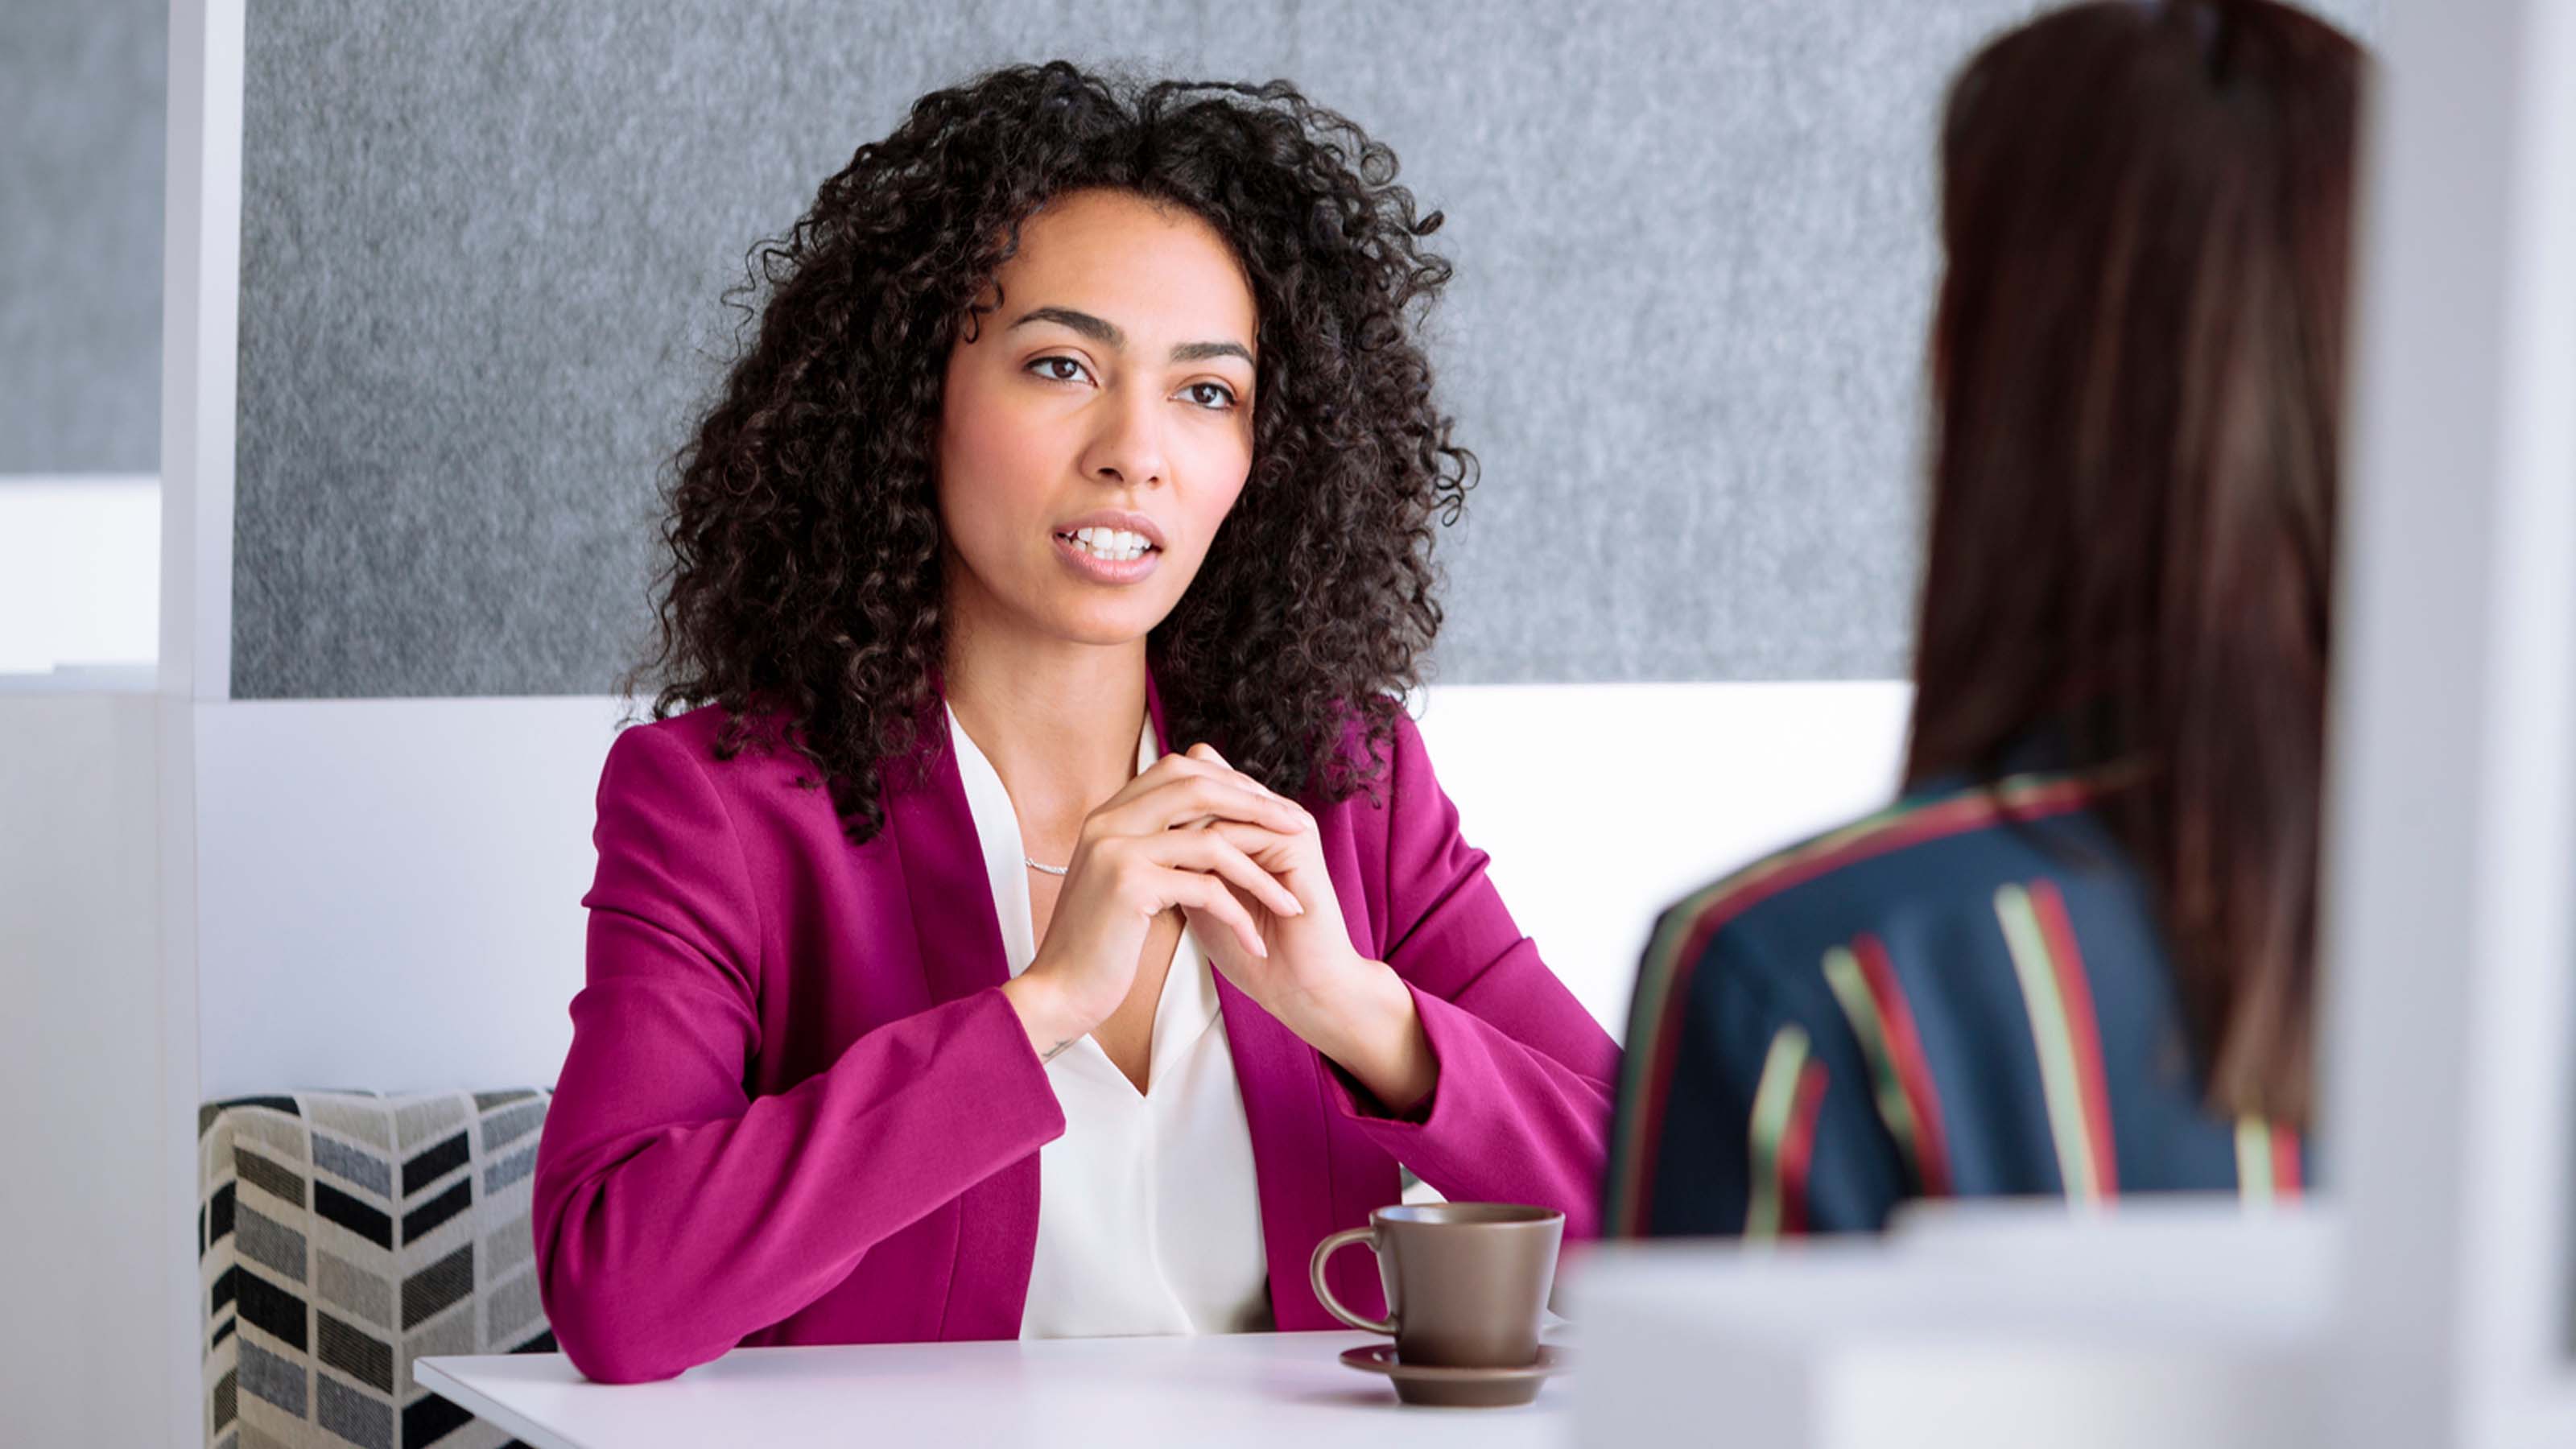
1253 938 1270 957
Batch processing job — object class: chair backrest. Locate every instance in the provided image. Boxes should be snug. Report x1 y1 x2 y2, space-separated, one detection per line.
200 1089 554 1449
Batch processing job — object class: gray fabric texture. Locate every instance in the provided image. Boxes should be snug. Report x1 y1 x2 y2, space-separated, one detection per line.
228 0 2378 696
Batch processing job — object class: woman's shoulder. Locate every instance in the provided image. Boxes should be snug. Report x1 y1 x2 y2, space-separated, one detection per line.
598 701 823 813
1300 695 1454 834
612 700 733 753
1343 693 1442 776
1283 694 1410 799
1646 767 2126 993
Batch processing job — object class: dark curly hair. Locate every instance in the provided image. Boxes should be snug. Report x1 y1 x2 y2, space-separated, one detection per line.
631 61 1476 844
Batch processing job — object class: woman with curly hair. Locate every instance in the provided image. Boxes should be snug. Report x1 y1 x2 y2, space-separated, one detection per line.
530 62 1618 1383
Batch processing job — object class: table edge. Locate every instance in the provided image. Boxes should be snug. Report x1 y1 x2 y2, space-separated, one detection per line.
413 1356 586 1449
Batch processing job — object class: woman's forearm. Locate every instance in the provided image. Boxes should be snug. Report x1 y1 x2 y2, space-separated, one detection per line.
535 987 1065 1381
1296 959 1439 1117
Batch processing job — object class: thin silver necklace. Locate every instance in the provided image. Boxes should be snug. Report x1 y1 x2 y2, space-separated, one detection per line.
1023 856 1069 877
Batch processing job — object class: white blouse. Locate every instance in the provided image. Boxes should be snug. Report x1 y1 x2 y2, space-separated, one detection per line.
946 705 1274 1339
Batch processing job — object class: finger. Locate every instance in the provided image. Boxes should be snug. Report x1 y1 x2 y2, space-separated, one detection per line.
1146 831 1304 918
1183 801 1315 850
1168 871 1268 958
1201 819 1310 868
1112 774 1307 836
1088 749 1258 827
1186 745 1301 812
1091 748 1208 813
1168 744 1288 803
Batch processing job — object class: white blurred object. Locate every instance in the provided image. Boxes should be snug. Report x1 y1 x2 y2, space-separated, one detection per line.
2321 0 2576 1445
0 476 159 679
1569 1200 2331 1449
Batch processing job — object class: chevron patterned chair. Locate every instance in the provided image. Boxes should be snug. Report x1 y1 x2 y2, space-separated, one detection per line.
199 1090 555 1449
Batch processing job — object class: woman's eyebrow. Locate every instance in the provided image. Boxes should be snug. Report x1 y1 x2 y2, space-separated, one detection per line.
1008 305 1124 348
1007 306 1250 365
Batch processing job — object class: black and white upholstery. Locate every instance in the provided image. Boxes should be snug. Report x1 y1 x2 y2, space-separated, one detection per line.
199 1089 555 1448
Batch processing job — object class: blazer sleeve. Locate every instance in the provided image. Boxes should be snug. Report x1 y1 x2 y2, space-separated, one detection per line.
1317 712 1623 1236
531 724 1066 1384
1612 914 1907 1238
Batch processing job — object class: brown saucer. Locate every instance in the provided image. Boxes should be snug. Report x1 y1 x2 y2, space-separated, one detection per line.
1336 1343 1568 1408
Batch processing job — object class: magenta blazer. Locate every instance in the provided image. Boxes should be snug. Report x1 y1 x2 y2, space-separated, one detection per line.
531 682 1620 1383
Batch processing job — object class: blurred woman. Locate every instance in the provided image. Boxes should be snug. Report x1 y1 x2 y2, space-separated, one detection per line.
1607 0 2363 1237
533 63 1616 1381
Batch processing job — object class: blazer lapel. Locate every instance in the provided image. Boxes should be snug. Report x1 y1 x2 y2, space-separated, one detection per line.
880 712 1037 1339
883 712 1013 1009
1214 968 1344 1327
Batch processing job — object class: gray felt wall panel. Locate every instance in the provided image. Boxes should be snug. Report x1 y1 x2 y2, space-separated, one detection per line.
2 0 166 475
229 0 2376 699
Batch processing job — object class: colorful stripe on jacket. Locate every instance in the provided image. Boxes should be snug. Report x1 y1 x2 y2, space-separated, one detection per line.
1606 771 2101 1237
1820 935 1953 1196
1994 879 2120 1202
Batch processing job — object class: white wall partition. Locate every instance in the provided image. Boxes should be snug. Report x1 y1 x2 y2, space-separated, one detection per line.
158 0 237 708
0 0 238 1443
2322 0 2576 1445
186 683 1912 1098
192 696 620 1099
1417 680 1912 1032
0 696 167 1448
155 3 244 1445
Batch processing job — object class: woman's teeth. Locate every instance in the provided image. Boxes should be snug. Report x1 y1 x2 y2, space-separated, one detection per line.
1063 527 1155 562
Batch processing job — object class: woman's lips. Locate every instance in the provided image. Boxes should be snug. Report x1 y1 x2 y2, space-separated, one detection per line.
1051 530 1163 585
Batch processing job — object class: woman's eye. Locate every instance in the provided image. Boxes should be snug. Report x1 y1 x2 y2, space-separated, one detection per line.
1182 382 1238 411
1030 357 1090 384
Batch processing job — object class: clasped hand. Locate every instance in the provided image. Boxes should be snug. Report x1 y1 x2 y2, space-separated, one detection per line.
999 743 1382 1065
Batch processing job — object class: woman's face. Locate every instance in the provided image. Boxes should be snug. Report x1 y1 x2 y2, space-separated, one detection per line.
935 188 1260 651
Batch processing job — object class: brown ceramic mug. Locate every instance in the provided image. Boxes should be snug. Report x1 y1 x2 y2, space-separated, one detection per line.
1307 1203 1564 1368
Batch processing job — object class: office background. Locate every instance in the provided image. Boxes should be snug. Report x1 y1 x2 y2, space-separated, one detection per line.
221 0 2001 695
6 5 2413 1446
14 0 2383 694
0 0 2375 1357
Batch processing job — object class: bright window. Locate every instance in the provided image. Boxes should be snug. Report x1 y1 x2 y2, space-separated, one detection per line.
0 476 158 684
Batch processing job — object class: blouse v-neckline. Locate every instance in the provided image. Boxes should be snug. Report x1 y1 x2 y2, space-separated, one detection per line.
941 700 1274 1340
943 703 1223 1099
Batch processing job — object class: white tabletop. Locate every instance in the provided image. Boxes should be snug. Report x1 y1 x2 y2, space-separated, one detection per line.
415 1330 1572 1449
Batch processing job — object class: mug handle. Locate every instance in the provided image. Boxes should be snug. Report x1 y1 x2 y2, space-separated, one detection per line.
1308 1226 1397 1334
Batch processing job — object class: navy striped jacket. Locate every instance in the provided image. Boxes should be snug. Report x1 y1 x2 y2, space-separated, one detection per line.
1604 766 2305 1238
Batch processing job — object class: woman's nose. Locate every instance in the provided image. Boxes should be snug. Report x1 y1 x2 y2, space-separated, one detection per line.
1080 392 1169 489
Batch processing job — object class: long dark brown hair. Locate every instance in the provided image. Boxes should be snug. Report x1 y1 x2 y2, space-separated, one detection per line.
1905 0 2363 1122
